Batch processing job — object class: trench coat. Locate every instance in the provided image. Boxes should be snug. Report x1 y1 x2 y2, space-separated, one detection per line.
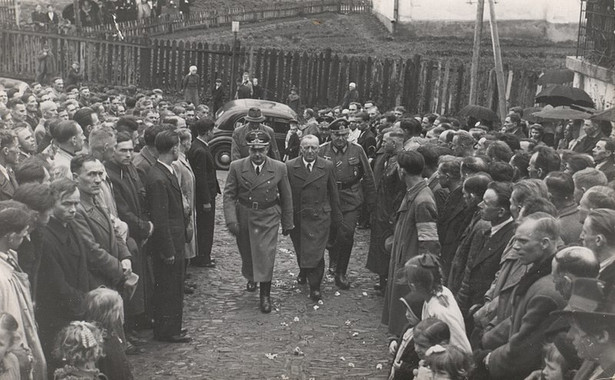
286 156 342 268
223 156 293 282
173 153 197 259
437 186 472 277
381 181 440 337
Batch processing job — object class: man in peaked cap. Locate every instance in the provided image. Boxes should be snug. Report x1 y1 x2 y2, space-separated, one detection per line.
318 118 376 290
223 130 294 313
230 107 280 162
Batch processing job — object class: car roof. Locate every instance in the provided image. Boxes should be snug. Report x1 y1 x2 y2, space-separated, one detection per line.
216 99 297 123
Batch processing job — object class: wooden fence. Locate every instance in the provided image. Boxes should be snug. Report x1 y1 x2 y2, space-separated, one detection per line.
81 0 371 38
0 0 15 25
0 28 540 115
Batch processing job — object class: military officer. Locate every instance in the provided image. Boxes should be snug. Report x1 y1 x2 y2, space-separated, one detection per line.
286 134 343 301
318 118 376 289
223 130 294 313
230 107 281 162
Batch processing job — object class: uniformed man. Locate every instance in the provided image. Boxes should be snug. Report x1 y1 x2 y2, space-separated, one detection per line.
223 130 294 313
286 135 343 301
318 118 376 289
230 107 281 162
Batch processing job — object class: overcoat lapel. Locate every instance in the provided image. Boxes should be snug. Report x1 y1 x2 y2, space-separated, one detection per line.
303 158 325 187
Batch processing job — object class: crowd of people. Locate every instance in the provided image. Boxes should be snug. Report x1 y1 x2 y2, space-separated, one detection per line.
0 72 613 380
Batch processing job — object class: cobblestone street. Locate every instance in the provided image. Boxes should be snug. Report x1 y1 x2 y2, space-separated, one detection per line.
129 171 390 379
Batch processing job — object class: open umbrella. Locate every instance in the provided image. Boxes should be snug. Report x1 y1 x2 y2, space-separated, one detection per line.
536 69 574 85
522 106 543 123
531 106 593 120
458 105 499 122
535 85 595 108
591 107 615 122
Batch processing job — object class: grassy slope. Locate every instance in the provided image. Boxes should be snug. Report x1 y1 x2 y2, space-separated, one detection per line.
167 13 575 71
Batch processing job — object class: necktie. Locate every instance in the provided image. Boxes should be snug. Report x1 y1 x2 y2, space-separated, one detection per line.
307 163 312 172
256 166 260 175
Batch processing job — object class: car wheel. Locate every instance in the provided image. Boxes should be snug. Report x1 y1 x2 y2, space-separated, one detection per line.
212 143 232 170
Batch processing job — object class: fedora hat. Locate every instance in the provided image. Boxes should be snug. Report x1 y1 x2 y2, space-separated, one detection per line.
245 107 266 123
554 277 615 321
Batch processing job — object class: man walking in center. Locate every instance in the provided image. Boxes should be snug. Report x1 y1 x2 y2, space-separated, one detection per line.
223 131 293 313
318 118 376 289
286 134 342 301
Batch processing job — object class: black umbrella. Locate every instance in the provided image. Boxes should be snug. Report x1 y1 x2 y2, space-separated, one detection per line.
535 85 595 108
458 105 499 122
536 69 574 85
591 107 615 122
532 106 593 120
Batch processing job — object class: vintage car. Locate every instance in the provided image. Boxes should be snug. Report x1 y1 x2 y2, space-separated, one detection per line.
211 99 298 170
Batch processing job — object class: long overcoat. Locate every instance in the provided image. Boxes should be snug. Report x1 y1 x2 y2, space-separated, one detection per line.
223 156 293 282
366 152 405 276
382 181 440 337
286 156 342 268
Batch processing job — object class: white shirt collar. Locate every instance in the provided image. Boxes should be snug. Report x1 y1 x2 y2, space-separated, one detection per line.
303 158 314 169
600 255 615 273
491 217 513 236
252 161 264 172
197 136 209 146
0 163 8 181
157 160 174 175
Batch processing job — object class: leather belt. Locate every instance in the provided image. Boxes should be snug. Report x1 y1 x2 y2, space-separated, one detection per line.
337 179 360 190
239 199 279 210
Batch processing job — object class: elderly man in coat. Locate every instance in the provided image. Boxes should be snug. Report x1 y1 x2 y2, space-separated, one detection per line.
224 130 294 313
286 134 342 302
475 212 566 380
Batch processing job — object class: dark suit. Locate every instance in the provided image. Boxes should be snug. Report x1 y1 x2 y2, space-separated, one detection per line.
133 145 157 184
437 186 472 277
212 85 226 115
36 218 92 357
286 156 342 290
187 138 220 265
597 159 615 182
357 129 377 159
44 11 59 24
145 162 186 339
105 159 152 316
456 221 516 316
0 168 18 201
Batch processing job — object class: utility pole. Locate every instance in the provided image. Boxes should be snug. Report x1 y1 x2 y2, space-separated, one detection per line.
231 21 239 99
487 0 506 120
469 0 484 105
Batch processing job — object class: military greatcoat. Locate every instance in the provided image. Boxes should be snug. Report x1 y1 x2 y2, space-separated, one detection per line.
286 156 342 268
223 156 293 282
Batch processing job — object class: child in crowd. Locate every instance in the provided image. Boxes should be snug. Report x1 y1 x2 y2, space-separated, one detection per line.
388 317 450 380
83 288 133 380
524 341 578 380
414 344 473 380
0 312 22 380
52 321 106 380
399 254 472 354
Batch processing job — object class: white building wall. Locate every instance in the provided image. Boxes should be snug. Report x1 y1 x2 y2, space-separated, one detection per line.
395 0 580 24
